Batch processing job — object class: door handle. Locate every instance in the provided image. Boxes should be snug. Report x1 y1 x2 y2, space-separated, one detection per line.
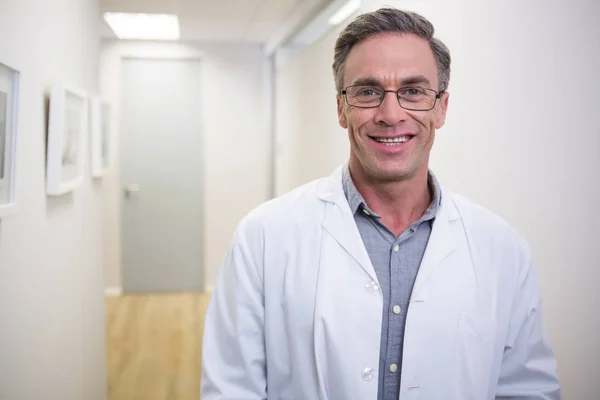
124 184 141 199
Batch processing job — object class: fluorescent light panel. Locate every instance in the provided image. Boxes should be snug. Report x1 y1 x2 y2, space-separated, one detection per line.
328 0 361 25
103 13 180 40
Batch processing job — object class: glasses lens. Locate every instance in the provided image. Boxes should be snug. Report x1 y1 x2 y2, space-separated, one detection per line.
345 86 383 107
398 87 436 110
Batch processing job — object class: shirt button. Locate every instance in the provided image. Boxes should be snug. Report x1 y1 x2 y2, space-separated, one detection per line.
393 244 399 252
362 209 370 216
393 305 401 314
361 367 374 381
365 281 379 294
390 364 398 373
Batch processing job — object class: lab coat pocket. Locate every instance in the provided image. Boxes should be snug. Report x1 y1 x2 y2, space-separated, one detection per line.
457 313 496 400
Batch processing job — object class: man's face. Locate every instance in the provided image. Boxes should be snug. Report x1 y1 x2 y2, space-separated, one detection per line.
337 33 449 183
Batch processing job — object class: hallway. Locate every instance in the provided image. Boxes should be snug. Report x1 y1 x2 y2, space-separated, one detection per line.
1 0 599 398
106 294 211 400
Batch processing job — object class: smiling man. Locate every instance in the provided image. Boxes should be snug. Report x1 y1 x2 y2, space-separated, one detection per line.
201 7 561 400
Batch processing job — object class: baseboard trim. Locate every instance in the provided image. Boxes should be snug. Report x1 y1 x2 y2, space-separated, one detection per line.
104 286 123 297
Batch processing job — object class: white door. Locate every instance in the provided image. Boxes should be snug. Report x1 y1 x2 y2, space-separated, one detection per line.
120 58 204 293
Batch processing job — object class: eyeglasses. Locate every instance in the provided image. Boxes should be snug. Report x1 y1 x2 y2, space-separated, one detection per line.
341 85 444 111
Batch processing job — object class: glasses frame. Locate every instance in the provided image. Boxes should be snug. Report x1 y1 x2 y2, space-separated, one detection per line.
340 85 444 111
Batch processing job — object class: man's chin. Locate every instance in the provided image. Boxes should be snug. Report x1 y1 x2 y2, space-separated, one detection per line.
366 165 417 183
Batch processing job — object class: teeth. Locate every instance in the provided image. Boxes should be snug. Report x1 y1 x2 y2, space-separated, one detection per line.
374 136 411 144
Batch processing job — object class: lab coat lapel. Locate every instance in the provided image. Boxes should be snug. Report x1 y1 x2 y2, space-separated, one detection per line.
412 190 460 295
317 167 379 283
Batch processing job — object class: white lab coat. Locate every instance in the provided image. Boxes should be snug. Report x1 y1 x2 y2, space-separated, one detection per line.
201 165 560 399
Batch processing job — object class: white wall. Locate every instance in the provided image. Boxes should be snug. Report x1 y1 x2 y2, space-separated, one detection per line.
274 32 349 195
99 41 271 292
275 0 600 398
0 0 106 399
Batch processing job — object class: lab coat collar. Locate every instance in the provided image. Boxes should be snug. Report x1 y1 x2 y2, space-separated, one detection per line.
317 164 462 293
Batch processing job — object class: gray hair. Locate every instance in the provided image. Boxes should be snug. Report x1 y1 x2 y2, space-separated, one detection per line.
333 7 451 94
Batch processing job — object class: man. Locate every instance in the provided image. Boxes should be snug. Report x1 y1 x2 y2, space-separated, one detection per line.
201 7 561 400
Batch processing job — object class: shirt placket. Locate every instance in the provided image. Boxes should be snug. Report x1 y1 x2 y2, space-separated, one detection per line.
382 235 407 399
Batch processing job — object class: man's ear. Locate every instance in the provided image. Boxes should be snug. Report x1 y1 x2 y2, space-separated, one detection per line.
435 91 450 129
337 96 348 129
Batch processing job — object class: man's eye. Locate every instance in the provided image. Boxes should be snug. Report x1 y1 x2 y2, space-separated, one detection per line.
401 87 426 97
357 89 378 96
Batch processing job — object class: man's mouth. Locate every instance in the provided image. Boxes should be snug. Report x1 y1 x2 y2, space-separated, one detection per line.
370 135 414 146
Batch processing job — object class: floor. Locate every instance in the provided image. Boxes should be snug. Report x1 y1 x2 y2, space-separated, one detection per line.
106 293 212 400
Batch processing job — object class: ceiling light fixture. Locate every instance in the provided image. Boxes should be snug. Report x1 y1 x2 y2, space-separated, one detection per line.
103 13 180 40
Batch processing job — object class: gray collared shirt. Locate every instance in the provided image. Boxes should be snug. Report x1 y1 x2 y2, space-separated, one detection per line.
342 165 441 400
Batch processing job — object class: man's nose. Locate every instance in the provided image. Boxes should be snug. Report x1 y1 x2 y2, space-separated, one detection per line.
374 91 409 126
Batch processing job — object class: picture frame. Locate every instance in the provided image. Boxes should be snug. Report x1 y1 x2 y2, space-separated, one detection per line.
89 97 111 177
0 62 20 218
46 84 88 196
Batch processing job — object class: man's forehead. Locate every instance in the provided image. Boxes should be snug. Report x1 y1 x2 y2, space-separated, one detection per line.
343 33 438 87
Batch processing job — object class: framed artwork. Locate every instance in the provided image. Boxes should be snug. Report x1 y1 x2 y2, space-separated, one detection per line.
46 84 88 196
89 97 111 177
0 62 19 218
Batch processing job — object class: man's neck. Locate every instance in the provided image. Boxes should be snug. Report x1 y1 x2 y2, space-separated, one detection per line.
349 161 432 236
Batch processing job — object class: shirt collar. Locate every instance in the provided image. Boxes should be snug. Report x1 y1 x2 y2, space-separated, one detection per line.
342 163 442 222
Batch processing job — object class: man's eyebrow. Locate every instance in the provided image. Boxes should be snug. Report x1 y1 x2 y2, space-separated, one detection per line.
349 77 381 87
401 75 431 87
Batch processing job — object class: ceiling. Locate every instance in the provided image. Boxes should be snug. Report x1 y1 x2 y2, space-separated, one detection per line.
100 0 328 43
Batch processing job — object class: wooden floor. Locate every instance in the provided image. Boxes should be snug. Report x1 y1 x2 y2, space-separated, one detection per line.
106 293 212 400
